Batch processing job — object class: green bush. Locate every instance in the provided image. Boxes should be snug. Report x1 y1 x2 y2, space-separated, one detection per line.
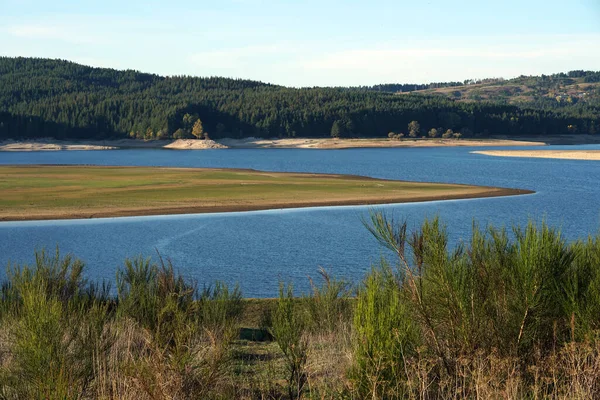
560 234 600 339
199 281 244 329
116 255 199 349
351 261 418 399
271 283 308 400
0 250 110 399
2 248 88 312
304 267 353 334
356 211 600 395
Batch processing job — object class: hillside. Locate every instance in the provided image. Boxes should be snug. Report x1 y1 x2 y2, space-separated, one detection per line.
0 57 599 141
398 71 600 108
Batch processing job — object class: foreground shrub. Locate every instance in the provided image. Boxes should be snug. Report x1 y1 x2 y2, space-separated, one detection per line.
561 235 600 339
304 267 353 334
116 255 200 351
0 251 110 399
271 283 308 400
1 248 97 316
115 255 242 398
355 211 600 397
350 261 418 399
199 280 244 330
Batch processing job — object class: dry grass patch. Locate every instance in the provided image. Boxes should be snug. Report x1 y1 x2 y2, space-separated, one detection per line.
0 165 530 221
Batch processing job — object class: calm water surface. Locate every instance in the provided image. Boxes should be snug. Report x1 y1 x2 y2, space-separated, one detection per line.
1 145 599 297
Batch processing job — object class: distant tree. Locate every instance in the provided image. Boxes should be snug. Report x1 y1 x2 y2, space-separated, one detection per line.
442 129 454 139
408 121 420 138
331 120 342 138
453 132 462 139
192 119 204 139
156 129 169 140
388 131 396 139
145 127 154 140
567 124 578 134
173 128 187 139
345 119 355 137
428 128 439 138
182 113 197 132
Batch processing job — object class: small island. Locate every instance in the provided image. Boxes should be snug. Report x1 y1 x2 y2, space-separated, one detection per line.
0 166 532 221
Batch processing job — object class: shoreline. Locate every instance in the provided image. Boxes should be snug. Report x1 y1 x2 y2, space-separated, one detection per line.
473 150 600 161
0 187 533 222
0 136 553 151
0 138 226 151
216 137 547 149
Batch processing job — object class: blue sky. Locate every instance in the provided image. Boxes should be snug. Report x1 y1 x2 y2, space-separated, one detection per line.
2 0 599 86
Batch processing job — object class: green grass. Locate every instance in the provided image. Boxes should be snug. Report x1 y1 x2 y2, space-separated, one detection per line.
0 165 520 220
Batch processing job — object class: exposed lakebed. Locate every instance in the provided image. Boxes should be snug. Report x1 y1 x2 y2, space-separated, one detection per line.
1 145 599 297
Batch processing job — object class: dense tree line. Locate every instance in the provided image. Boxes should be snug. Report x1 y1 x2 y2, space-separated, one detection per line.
0 57 598 140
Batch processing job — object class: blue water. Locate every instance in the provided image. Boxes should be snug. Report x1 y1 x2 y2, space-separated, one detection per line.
1 145 599 297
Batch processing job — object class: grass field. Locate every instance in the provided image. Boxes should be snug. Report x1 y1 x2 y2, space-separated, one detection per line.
0 165 531 221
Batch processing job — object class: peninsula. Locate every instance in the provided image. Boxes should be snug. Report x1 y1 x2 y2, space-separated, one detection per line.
473 150 600 160
0 166 532 221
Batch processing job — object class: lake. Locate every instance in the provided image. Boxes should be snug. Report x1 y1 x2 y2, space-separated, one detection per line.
1 145 599 297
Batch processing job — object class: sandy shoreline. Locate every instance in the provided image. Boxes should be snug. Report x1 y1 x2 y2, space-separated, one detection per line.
0 137 549 151
473 150 600 161
218 137 546 149
0 138 226 151
5 135 599 152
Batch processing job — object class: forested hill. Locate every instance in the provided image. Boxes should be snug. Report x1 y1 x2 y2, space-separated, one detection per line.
1 57 599 141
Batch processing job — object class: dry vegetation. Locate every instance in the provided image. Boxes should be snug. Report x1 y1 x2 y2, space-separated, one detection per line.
407 77 600 105
0 166 530 221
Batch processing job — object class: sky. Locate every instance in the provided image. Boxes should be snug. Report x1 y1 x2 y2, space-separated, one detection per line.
1 0 600 87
